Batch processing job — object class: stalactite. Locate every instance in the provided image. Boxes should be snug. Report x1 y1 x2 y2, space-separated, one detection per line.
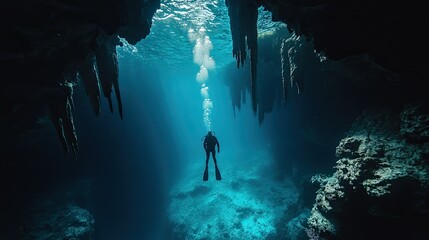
68 89 75 113
49 35 123 157
95 34 122 120
247 3 258 114
78 54 101 117
48 79 78 158
280 39 287 102
226 0 244 68
286 33 304 94
113 80 123 120
225 0 260 114
63 84 79 158
250 47 258 113
50 111 68 154
288 46 298 91
63 69 79 157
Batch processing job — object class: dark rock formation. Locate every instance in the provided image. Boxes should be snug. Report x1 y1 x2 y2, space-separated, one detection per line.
94 34 122 119
307 106 429 239
222 38 273 123
48 79 79 157
261 0 428 79
225 0 260 113
1 0 160 155
225 0 429 116
78 54 101 117
282 32 311 96
222 27 315 123
400 105 429 143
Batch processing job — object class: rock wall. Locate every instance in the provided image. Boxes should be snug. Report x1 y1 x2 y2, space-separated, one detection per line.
307 105 429 239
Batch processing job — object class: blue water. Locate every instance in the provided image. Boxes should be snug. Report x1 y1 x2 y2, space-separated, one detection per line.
117 0 283 69
81 2 296 239
17 1 348 239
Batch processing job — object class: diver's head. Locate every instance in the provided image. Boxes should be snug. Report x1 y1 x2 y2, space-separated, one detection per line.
207 131 213 136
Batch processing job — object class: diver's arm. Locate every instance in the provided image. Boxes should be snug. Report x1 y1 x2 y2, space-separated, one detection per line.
217 140 220 153
203 138 207 150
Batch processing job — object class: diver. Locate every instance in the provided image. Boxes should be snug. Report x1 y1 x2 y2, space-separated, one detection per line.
203 131 222 181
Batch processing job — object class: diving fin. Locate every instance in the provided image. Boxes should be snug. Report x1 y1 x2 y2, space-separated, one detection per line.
215 166 222 181
203 167 208 181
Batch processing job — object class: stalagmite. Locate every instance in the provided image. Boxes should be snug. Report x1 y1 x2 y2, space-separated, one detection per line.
78 54 101 117
225 0 260 114
95 35 123 120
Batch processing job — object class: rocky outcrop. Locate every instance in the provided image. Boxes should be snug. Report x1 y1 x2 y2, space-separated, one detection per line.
307 106 429 239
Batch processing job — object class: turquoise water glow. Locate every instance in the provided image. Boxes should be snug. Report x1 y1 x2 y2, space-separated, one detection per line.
114 1 298 239
118 0 284 70
168 150 299 239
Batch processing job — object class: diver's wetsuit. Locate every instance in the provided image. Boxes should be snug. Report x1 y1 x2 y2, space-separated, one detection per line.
204 134 220 167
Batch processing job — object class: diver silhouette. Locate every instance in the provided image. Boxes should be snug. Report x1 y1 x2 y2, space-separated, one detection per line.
203 131 221 181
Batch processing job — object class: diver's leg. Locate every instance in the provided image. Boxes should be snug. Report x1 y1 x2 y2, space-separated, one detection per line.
212 150 218 167
212 150 221 180
203 150 209 181
205 150 210 168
